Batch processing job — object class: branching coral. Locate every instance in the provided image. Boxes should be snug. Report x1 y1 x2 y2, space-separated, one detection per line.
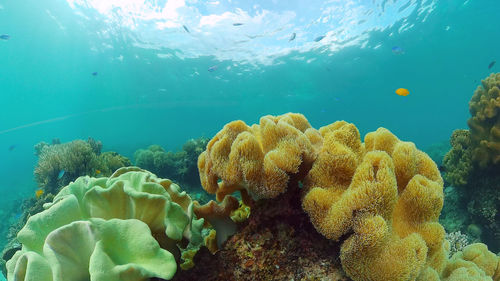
198 113 321 201
468 73 500 167
34 138 130 194
34 139 99 194
6 167 210 281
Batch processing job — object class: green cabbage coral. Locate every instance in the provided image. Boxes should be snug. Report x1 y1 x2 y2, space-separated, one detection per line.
7 167 208 281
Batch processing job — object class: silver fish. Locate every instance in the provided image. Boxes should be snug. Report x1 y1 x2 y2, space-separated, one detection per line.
289 32 296 42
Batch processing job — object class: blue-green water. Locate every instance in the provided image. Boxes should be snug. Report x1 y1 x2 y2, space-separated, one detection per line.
0 0 499 279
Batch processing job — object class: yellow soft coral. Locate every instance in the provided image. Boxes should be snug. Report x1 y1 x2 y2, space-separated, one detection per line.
467 72 500 167
303 125 446 281
441 243 500 281
199 114 500 281
198 113 320 201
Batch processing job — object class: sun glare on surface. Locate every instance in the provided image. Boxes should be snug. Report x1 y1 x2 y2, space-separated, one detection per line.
64 0 435 63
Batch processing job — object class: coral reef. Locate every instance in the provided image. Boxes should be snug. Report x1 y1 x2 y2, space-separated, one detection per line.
4 113 499 281
34 137 130 194
442 129 473 187
173 183 349 281
134 137 209 191
97 151 131 175
5 167 210 281
198 113 320 201
424 140 451 168
468 72 500 167
464 173 500 250
197 113 500 281
302 123 446 281
439 186 469 235
441 74 500 252
445 231 470 257
441 160 500 253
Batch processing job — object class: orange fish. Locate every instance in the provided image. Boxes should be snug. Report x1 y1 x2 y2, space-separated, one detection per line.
96 169 101 175
35 189 44 199
395 88 410 96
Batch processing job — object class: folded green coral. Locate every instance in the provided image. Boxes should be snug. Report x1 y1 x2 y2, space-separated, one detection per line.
7 167 208 281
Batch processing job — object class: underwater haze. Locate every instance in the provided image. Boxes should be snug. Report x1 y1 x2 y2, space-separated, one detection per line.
0 0 499 279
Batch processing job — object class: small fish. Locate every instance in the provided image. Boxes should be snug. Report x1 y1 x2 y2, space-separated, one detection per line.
57 169 65 179
92 72 98 76
438 165 446 173
395 88 410 96
35 189 44 199
0 34 10 40
488 60 496 69
183 25 190 33
8 145 16 151
208 65 218 72
314 35 325 42
289 32 296 42
233 23 244 26
96 169 101 175
392 46 404 55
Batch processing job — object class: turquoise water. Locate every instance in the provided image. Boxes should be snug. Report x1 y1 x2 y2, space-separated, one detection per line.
0 0 499 278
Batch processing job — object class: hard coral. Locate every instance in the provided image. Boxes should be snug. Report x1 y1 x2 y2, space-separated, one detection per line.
97 151 131 176
34 139 99 194
7 167 210 281
441 74 500 252
34 138 130 194
134 138 209 190
468 72 500 167
198 113 320 201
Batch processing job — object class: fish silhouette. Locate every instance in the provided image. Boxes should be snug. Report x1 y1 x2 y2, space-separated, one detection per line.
314 35 325 42
392 46 404 54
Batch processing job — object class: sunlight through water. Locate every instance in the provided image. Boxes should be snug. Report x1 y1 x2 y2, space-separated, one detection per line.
65 0 437 64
